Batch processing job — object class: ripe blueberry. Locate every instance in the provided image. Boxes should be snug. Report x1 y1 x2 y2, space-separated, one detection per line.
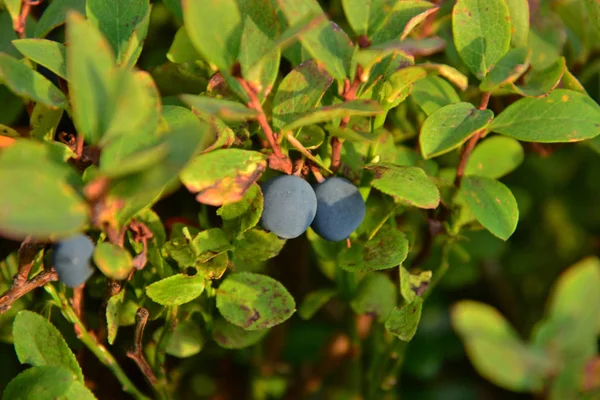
311 177 366 242
52 234 95 288
260 175 317 239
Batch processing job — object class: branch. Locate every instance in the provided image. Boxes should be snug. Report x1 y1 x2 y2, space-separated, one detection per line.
237 77 293 174
126 308 159 387
13 0 43 39
0 268 58 313
331 66 363 174
453 92 491 188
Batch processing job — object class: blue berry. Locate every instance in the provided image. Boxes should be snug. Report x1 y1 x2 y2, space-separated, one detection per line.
311 177 366 242
260 175 317 239
52 234 95 288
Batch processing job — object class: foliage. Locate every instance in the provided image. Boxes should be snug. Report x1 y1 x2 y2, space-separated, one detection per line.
0 0 599 399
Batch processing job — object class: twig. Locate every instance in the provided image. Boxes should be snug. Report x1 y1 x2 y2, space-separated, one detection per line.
309 162 325 183
15 239 41 285
126 308 159 387
453 92 491 188
237 77 292 174
0 268 58 313
13 0 43 38
286 133 333 174
331 66 363 174
292 158 305 177
71 284 85 337
45 285 150 400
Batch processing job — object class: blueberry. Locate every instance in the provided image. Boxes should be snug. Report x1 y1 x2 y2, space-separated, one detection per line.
260 175 317 239
52 234 95 288
311 177 366 242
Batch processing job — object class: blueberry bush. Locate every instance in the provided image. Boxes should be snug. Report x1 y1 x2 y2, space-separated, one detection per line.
0 0 599 399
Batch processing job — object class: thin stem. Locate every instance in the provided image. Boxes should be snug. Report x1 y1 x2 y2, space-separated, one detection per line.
286 133 333 174
126 308 165 399
367 206 398 241
0 269 58 313
309 162 325 183
45 285 150 400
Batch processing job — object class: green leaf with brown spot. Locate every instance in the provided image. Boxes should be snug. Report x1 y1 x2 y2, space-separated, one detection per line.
231 229 286 267
29 103 64 141
191 228 233 263
198 252 229 280
146 273 206 306
465 136 524 179
283 100 383 131
180 95 259 122
420 102 494 159
399 267 432 303
182 0 242 72
365 163 440 209
479 48 530 92
452 0 511 79
505 0 530 48
339 225 409 272
212 318 269 349
106 290 125 345
217 184 264 238
0 140 88 241
93 242 134 280
350 273 397 322
180 149 267 206
368 1 439 44
216 272 295 330
460 176 519 240
385 296 423 341
0 53 67 109
489 89 600 143
511 57 566 98
272 60 333 130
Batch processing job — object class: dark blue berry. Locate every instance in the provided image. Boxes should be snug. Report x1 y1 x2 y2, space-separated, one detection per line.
52 234 95 288
311 177 366 242
260 175 317 239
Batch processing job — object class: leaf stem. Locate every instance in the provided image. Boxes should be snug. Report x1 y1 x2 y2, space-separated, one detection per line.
45 285 151 400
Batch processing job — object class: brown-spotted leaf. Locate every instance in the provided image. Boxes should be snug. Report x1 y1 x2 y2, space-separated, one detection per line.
180 149 267 206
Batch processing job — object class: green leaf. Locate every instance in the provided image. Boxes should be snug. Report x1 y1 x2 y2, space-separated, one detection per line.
547 257 600 344
0 12 20 58
489 89 600 143
180 94 258 122
146 273 205 306
167 27 202 64
191 228 233 263
452 0 511 79
182 0 242 72
380 66 427 107
410 76 461 115
93 242 133 280
62 381 96 400
163 0 183 21
585 0 600 34
66 12 114 145
561 67 587 94
12 39 67 80
181 149 267 206
164 320 205 358
479 48 530 92
217 184 264 238
4 0 21 26
13 311 83 381
212 318 269 349
106 290 125 345
277 0 353 81
272 60 333 130
452 301 549 392
0 140 88 240
385 296 423 341
237 0 280 101
231 229 286 266
511 57 566 98
350 273 397 322
460 176 519 240
399 267 432 304
86 0 150 64
420 102 494 159
216 272 295 330
298 289 337 320
421 62 469 91
120 6 151 68
465 136 524 179
283 100 383 131
197 252 229 280
3 366 78 400
369 1 439 44
505 0 529 48
365 163 440 209
338 225 409 272
527 23 565 70
34 0 86 38
0 53 67 109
